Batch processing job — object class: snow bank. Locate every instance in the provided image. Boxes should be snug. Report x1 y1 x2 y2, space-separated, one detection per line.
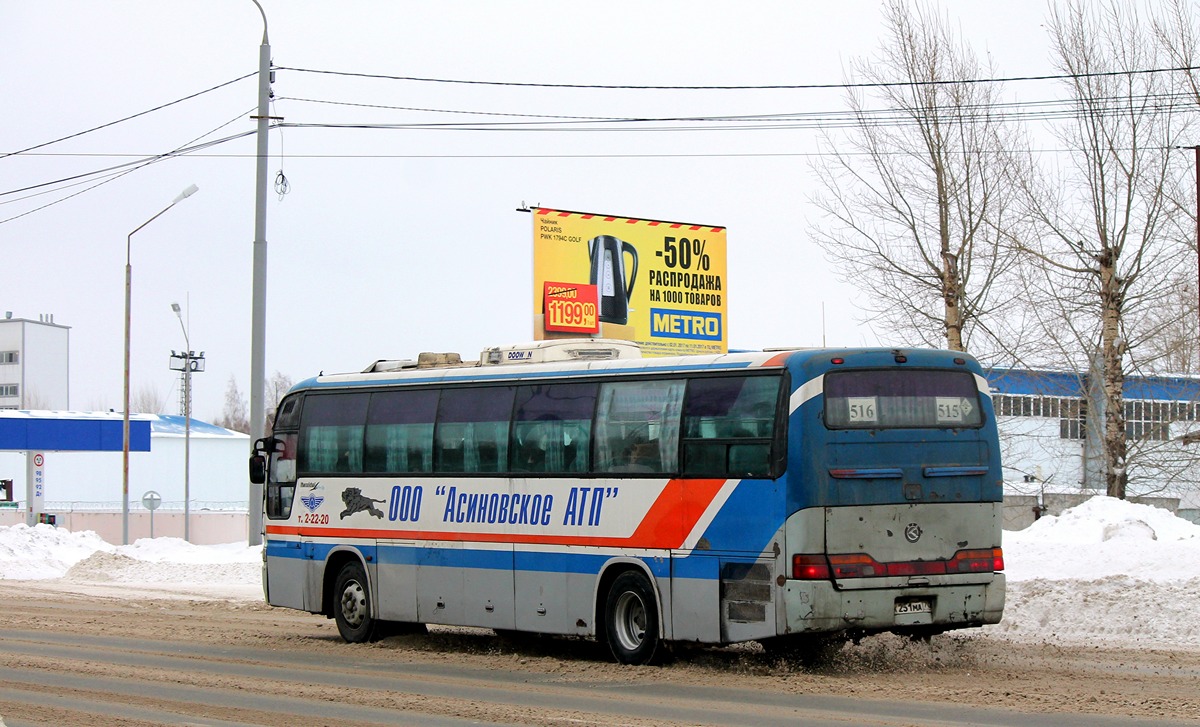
1002 496 1200 582
0 523 115 580
0 523 259 581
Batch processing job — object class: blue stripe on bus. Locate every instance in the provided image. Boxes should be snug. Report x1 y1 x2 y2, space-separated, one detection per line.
269 540 724 581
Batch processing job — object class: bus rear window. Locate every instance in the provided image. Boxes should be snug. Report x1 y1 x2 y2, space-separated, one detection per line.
824 369 983 429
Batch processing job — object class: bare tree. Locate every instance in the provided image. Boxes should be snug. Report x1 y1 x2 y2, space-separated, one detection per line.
810 1 1024 355
216 375 249 433
1151 0 1200 374
130 384 166 415
1015 1 1193 499
264 371 295 435
20 388 51 410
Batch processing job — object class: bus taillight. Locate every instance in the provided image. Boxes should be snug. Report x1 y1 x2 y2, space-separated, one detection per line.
946 548 1004 573
794 549 1004 580
792 554 831 579
828 553 885 578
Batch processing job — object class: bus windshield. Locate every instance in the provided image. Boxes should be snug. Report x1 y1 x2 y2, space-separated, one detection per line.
823 368 983 429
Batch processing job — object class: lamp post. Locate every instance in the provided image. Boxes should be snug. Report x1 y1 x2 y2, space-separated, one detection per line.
170 302 204 543
122 183 198 546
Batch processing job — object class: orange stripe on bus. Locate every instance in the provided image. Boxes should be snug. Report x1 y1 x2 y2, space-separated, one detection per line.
265 478 729 550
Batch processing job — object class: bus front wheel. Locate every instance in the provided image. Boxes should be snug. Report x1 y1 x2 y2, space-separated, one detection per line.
333 561 378 643
604 571 662 665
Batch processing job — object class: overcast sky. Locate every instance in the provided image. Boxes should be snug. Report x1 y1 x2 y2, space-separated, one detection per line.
0 1 1058 421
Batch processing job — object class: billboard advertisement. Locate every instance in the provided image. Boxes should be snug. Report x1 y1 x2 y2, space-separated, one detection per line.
532 208 727 357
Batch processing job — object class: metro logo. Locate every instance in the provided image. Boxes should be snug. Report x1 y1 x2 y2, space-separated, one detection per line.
650 308 722 341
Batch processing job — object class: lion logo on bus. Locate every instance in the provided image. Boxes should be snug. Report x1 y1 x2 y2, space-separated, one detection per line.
339 487 386 520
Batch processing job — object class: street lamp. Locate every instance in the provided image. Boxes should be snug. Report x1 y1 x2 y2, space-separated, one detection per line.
122 183 198 545
170 301 204 543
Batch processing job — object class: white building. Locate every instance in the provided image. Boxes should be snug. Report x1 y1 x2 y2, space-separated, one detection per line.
0 314 69 410
988 367 1200 522
0 412 250 510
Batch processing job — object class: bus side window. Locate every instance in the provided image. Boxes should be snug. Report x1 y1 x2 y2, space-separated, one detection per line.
682 375 782 479
298 393 370 475
435 387 515 474
510 382 598 475
364 389 438 474
594 379 685 475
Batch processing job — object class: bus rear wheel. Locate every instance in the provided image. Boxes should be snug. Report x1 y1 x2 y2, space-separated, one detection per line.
604 571 661 665
333 561 378 643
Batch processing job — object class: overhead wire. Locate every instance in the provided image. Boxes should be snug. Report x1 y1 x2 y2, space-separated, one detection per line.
0 108 258 225
274 64 1200 91
1 72 256 160
4 62 1198 221
271 91 1199 134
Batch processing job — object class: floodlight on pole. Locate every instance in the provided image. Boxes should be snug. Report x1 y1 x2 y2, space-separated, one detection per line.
170 300 204 543
122 183 198 546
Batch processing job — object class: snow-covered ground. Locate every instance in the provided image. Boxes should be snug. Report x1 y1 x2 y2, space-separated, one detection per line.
1 496 1197 651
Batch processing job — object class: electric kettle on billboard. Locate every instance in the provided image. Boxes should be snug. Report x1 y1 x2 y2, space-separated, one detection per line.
587 235 638 325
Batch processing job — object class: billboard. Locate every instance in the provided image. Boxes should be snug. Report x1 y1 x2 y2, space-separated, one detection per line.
532 208 728 357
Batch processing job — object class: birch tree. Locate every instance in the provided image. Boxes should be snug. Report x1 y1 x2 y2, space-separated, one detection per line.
1016 1 1193 499
810 1 1024 355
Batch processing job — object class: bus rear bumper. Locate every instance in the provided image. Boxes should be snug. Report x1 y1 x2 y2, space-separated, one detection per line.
780 574 1005 635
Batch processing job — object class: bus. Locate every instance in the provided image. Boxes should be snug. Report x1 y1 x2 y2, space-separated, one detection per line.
250 339 1004 665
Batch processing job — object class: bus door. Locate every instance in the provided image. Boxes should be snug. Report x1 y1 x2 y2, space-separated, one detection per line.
512 477 560 634
260 431 308 611
415 538 465 625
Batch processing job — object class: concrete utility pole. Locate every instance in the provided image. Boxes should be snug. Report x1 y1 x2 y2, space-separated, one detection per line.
248 0 272 547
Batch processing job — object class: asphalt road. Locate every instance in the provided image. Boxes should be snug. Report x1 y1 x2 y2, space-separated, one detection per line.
0 585 1196 726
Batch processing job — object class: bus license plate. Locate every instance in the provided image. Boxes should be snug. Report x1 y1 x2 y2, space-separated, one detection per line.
895 599 932 615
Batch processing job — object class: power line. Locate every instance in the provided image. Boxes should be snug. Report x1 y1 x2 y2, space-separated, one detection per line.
0 72 256 160
0 127 256 200
0 112 257 224
1 108 256 205
0 147 1174 160
269 88 1198 133
276 96 625 121
275 64 1200 91
6 63 1198 222
271 97 1197 134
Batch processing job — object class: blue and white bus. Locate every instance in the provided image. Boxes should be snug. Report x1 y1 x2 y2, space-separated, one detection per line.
251 340 1004 664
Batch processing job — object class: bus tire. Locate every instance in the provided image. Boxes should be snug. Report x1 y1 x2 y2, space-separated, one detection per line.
333 561 378 643
604 570 661 665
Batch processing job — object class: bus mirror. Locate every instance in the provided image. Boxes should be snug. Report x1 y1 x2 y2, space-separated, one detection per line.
253 437 284 454
249 454 267 485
